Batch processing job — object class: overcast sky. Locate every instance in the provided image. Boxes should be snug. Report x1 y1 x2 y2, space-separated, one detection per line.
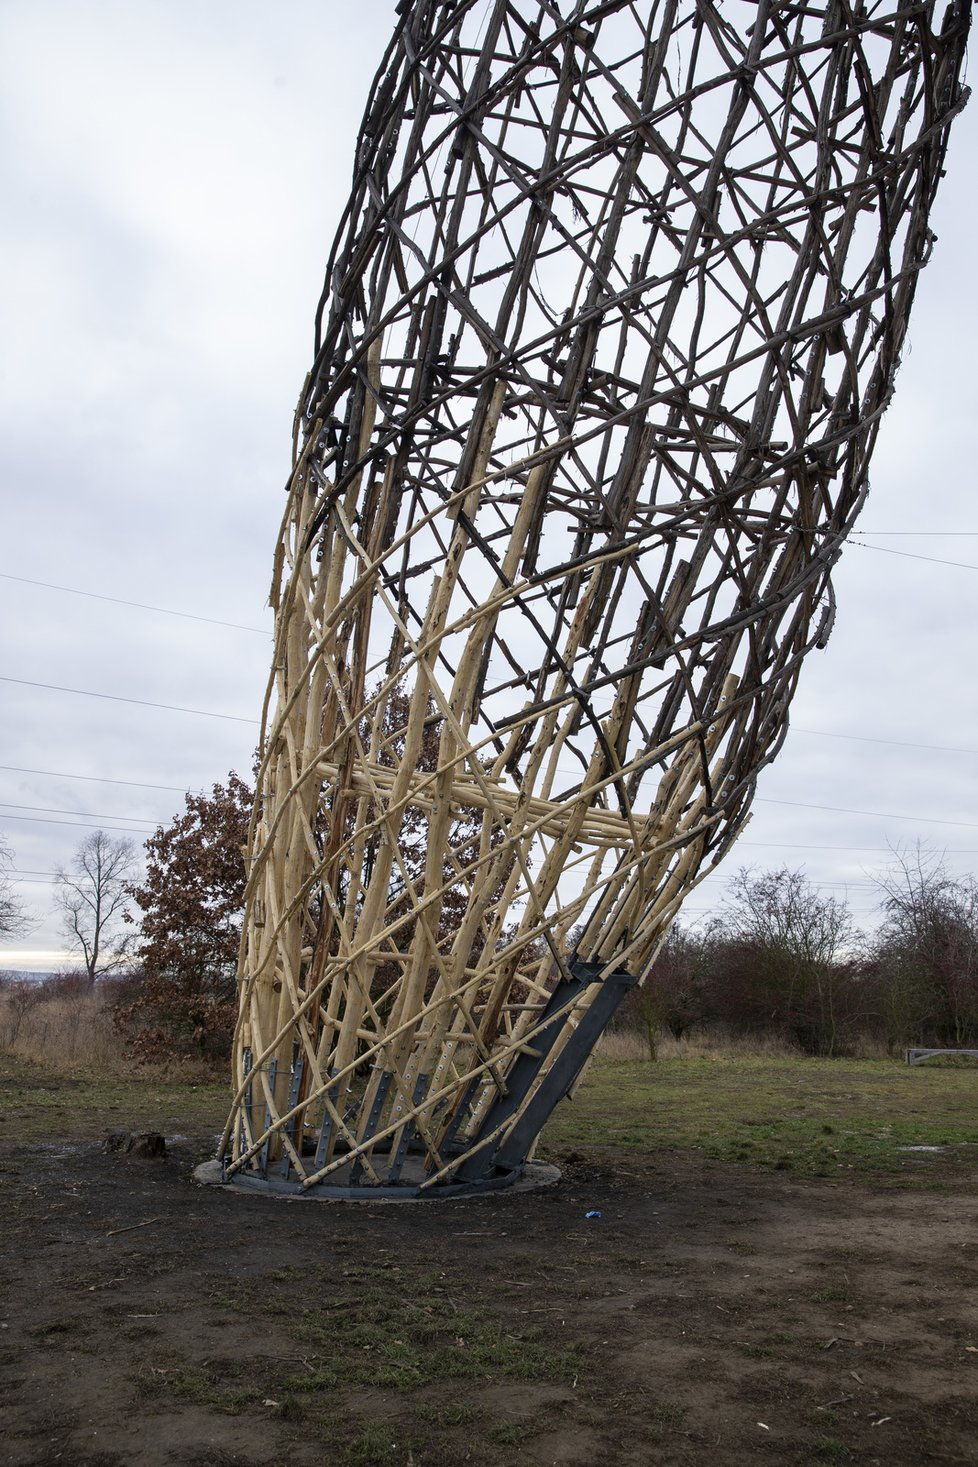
1 1 976 972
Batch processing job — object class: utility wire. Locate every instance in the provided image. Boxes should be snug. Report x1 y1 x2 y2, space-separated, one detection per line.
1 754 975 837
0 764 195 794
791 727 978 756
851 531 978 536
2 543 974 638
7 792 977 854
0 802 158 825
4 678 968 757
740 840 978 854
757 796 978 830
1 720 972 806
0 676 259 725
0 571 270 635
0 813 151 834
850 539 978 573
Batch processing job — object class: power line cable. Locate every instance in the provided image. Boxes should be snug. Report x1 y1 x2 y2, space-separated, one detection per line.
1 719 973 808
849 540 978 573
850 531 978 536
0 540 971 647
0 676 259 725
791 727 978 756
0 813 150 834
740 840 978 854
2 765 976 841
682 907 882 916
0 764 194 794
2 680 968 758
0 802 158 825
0 571 270 635
757 796 978 829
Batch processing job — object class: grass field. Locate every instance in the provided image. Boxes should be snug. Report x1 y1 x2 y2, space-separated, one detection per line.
546 1052 978 1183
2 1047 977 1183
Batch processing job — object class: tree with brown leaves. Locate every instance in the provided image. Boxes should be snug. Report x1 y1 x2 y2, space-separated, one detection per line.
116 773 252 1061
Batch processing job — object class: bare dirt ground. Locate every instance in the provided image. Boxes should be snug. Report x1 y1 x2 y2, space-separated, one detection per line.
2 1078 976 1467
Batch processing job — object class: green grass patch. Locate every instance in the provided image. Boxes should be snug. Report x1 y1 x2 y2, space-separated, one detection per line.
138 1363 263 1413
485 1415 548 1446
278 1366 338 1393
411 1400 481 1428
0 1053 227 1145
199 1259 584 1438
8 1044 976 1187
545 1055 978 1181
341 1421 403 1465
29 1317 83 1338
292 1282 583 1390
811 1435 855 1463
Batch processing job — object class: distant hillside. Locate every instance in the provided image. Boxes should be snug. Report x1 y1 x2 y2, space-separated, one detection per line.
0 970 56 984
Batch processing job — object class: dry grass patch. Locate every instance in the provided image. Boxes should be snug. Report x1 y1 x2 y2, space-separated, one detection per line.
0 979 217 1083
0 982 122 1071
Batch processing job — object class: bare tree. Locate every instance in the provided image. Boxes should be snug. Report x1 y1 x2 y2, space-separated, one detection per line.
54 831 136 983
621 925 707 1060
0 834 30 938
872 845 978 1048
709 867 860 1055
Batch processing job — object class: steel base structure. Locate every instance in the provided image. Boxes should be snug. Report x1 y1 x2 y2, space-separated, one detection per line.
194 1156 561 1202
213 957 632 1198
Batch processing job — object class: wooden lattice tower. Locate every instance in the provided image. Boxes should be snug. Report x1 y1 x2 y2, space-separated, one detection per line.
218 0 970 1196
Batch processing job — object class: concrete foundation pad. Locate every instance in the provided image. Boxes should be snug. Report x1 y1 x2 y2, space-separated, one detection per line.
192 1156 560 1203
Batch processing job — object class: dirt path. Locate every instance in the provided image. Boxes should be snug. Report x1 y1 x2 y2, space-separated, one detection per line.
2 1115 977 1465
